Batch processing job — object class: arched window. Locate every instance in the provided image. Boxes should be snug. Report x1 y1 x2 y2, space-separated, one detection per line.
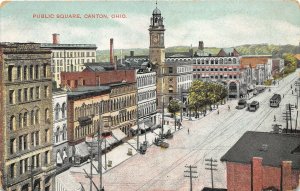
55 127 60 143
9 115 16 131
35 109 40 124
19 113 23 128
45 108 49 123
31 110 35 125
62 124 66 141
55 103 60 120
23 112 28 127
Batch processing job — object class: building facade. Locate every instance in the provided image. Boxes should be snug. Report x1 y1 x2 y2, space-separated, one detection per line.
0 43 55 191
41 34 97 86
52 90 70 173
221 131 300 191
137 68 157 125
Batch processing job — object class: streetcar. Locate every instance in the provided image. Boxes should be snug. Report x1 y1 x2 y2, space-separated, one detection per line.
248 101 260 112
270 94 281 107
236 99 247 109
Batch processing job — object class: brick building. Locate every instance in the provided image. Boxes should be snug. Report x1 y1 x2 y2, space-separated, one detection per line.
221 131 300 191
0 43 55 191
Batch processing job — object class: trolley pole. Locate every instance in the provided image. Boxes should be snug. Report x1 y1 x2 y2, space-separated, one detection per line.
205 158 218 189
184 165 198 191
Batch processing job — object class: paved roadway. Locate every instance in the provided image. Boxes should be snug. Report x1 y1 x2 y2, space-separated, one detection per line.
94 70 299 191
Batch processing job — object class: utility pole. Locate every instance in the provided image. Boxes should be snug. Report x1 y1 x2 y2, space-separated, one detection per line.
162 98 165 137
98 116 104 191
137 104 140 152
180 87 183 122
184 165 198 191
205 158 218 189
282 112 290 133
286 104 295 133
90 148 93 191
295 110 298 132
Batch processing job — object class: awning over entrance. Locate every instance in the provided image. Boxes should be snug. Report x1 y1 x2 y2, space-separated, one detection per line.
78 116 92 126
112 128 127 141
75 142 89 157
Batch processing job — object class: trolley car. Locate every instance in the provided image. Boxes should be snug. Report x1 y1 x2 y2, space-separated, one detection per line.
270 94 281 107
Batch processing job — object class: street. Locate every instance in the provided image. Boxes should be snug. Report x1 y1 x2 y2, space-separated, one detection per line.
79 70 299 191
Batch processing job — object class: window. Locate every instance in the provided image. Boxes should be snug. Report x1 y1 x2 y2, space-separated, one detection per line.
8 65 13 81
19 113 23 128
18 89 22 103
45 108 49 123
62 125 66 140
44 86 49 98
10 138 15 154
45 129 49 143
169 67 173 73
36 87 40 99
10 163 15 178
35 65 39 79
10 115 16 131
55 127 59 143
45 151 49 165
36 154 40 167
35 109 40 124
55 103 60 120
31 110 34 125
17 66 21 80
9 90 15 104
24 88 28 102
43 64 47 77
29 65 33 79
23 112 28 127
62 103 66 118
23 66 27 80
30 88 34 100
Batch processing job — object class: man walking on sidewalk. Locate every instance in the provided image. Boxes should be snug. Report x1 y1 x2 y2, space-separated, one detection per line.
188 128 190 134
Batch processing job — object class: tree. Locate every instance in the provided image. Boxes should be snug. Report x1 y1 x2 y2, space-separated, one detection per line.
283 53 297 74
167 99 181 131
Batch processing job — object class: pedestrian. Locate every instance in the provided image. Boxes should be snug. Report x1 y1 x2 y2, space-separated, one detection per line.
217 110 219 115
283 94 284 98
292 90 294 95
228 105 230 110
274 115 276 122
291 85 292 89
188 128 190 134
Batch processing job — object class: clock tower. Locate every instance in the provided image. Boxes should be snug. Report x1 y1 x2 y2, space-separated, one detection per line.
149 5 165 65
149 4 166 110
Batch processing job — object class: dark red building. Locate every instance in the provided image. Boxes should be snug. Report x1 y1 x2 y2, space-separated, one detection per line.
221 131 300 191
60 69 136 89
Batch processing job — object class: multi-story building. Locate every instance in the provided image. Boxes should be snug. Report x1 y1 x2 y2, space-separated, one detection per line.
52 89 70 173
60 69 137 134
221 131 300 191
136 65 157 125
148 6 193 107
192 52 241 98
41 34 97 86
0 43 55 191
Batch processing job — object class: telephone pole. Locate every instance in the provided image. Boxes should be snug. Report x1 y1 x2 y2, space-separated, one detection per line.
282 111 290 133
184 165 198 191
205 158 218 189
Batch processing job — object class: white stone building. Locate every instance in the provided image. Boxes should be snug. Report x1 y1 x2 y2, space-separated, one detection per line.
52 89 70 173
41 33 97 86
136 64 157 125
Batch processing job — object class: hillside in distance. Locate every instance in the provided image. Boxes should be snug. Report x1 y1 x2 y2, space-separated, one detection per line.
96 44 299 62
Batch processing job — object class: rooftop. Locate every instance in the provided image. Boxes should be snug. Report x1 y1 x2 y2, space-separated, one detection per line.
221 131 300 169
67 86 111 98
41 43 97 49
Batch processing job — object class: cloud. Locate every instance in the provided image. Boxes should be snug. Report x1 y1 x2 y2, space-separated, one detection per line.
1 13 300 49
166 14 300 47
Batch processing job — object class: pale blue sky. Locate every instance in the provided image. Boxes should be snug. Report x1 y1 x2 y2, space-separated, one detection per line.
1 0 300 49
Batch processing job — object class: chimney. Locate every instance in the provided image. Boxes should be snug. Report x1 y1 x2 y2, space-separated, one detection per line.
281 161 292 191
198 41 204 51
110 38 114 65
114 56 117 70
52 33 60 44
130 51 134 57
252 157 263 191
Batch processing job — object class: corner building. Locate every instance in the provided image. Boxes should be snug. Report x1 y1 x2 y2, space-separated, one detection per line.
0 43 55 191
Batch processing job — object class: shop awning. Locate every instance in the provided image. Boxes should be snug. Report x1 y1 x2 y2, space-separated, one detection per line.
78 116 92 126
75 142 89 157
56 152 63 164
112 128 127 141
130 125 138 131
